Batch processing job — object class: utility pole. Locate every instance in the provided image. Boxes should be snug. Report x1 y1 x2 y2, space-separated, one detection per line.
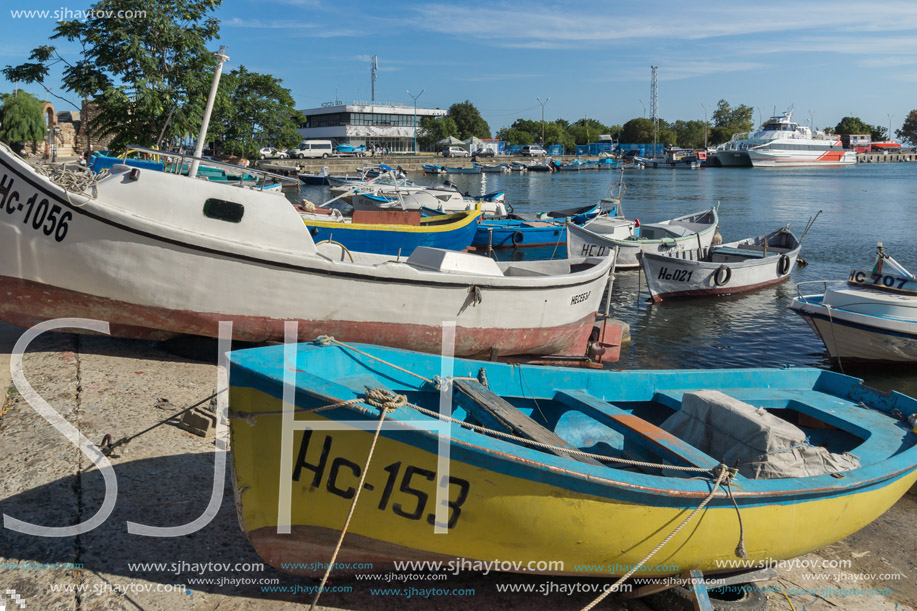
650 66 658 157
370 55 378 105
406 88 424 155
537 96 549 145
189 45 229 179
701 102 708 150
888 113 894 142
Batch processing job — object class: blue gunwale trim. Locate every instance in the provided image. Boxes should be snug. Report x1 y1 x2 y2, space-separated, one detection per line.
228 342 917 509
792 301 917 341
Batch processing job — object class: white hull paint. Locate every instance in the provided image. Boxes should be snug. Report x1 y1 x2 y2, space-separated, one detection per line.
642 229 801 301
791 284 917 363
566 209 718 270
0 144 608 357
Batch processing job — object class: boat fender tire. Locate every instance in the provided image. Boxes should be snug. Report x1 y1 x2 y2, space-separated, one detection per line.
778 254 791 275
512 230 524 246
714 264 732 286
653 162 658 168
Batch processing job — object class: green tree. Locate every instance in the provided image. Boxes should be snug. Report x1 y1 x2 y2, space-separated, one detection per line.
418 116 458 149
869 125 887 142
567 118 612 145
834 116 873 136
896 109 917 145
4 0 222 153
448 100 490 139
210 66 303 158
544 122 574 151
495 127 533 146
671 120 706 149
710 100 754 145
0 91 46 149
620 118 655 143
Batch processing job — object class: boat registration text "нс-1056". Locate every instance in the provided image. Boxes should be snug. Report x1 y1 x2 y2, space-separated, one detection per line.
292 429 471 528
0 174 72 242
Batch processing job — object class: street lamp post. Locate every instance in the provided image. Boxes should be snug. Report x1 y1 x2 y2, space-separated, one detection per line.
537 96 550 145
701 102 708 150
887 113 894 142
639 99 646 119
405 88 424 155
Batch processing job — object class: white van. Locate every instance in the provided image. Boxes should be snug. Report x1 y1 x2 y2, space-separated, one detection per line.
291 140 335 159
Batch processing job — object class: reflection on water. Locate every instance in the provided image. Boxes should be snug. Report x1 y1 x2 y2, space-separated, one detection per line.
295 164 917 397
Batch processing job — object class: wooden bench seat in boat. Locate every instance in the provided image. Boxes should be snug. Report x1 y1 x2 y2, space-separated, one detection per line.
452 380 603 465
552 389 720 470
711 246 768 259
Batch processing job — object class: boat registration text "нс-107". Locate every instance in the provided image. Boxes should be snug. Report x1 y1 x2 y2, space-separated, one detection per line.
292 430 471 528
0 174 72 242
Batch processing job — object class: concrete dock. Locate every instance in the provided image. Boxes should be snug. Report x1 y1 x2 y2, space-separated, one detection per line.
1 321 915 610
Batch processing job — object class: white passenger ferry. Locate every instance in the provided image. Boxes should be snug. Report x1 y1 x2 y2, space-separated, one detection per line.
716 111 856 167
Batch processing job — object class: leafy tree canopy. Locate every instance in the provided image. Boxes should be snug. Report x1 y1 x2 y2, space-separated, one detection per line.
494 127 533 146
418 116 458 149
620 118 655 143
671 120 707 149
834 116 873 136
3 0 222 153
896 109 917 145
448 100 490 139
0 91 47 147
210 66 303 159
710 99 754 145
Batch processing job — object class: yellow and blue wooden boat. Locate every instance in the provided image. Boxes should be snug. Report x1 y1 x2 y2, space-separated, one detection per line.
228 340 917 577
301 209 482 256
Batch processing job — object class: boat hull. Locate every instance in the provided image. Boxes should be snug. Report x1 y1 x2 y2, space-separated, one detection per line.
0 145 608 358
715 151 753 167
228 348 917 578
790 296 917 363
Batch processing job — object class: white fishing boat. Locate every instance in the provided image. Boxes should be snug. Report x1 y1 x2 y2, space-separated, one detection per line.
350 188 507 216
0 143 611 357
717 111 856 168
790 244 917 363
642 226 803 301
567 208 719 270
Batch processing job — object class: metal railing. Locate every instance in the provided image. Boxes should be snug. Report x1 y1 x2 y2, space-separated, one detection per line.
126 145 300 190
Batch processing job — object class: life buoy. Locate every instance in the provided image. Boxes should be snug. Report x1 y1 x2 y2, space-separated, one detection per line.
714 264 732 286
777 254 791 275
512 230 524 246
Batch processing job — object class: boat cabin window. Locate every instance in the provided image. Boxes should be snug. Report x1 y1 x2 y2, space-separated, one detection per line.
203 198 245 223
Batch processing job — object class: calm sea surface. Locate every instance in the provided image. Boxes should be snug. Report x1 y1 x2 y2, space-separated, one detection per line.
296 164 917 397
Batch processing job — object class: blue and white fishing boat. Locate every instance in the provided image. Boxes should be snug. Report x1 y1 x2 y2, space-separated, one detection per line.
791 243 917 363
422 164 446 175
228 339 917 578
444 166 481 174
472 201 606 252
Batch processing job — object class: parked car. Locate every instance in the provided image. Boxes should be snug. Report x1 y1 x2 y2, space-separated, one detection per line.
443 146 470 158
473 148 495 158
520 145 547 157
259 147 275 159
275 149 289 159
291 140 334 159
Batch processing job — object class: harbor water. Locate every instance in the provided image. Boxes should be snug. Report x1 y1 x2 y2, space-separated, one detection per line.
295 164 917 397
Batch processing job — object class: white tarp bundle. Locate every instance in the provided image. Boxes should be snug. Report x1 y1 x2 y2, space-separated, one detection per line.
661 390 860 479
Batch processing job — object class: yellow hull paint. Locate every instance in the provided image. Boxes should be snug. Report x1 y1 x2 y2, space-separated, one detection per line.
230 386 917 576
302 209 481 234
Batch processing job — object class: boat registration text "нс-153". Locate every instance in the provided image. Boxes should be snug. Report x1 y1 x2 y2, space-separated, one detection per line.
292 429 471 529
570 291 591 305
0 174 72 242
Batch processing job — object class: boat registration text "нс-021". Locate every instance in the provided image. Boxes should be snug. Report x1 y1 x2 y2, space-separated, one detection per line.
570 291 591 305
292 429 471 528
656 267 694 282
0 174 72 242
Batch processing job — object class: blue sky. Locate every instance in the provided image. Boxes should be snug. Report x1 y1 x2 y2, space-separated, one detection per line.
2 0 916 136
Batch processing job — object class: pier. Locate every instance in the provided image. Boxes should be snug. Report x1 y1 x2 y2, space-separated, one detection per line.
857 151 917 163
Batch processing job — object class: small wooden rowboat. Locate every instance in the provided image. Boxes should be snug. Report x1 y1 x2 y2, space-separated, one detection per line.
228 340 917 579
791 244 917 363
567 207 718 270
642 227 802 301
302 209 482 256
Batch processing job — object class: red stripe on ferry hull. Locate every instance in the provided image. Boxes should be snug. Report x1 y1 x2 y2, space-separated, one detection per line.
650 275 790 302
0 275 595 358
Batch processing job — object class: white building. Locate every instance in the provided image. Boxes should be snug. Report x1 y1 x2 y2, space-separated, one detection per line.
296 101 447 154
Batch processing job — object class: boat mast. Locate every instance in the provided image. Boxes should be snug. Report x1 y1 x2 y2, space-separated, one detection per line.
189 46 229 179
651 66 658 158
